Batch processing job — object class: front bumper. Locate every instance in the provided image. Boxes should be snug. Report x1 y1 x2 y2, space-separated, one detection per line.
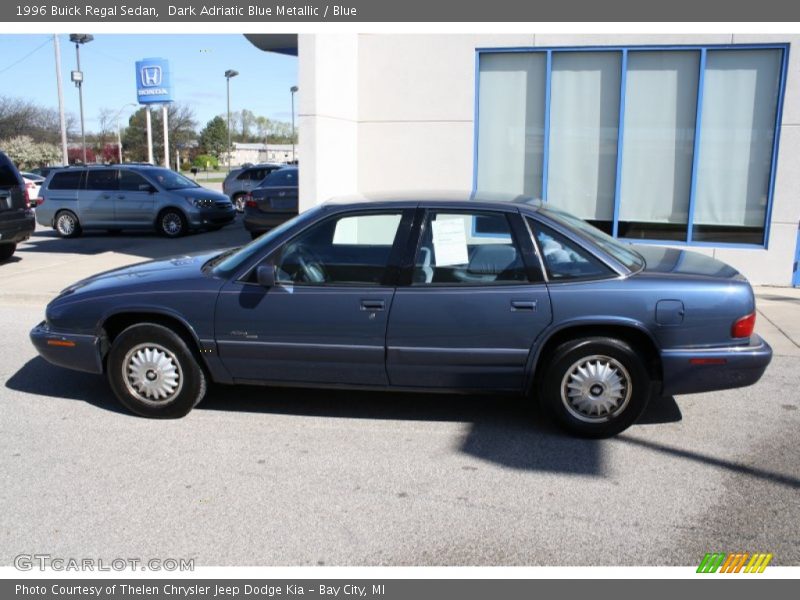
187 206 236 228
30 321 105 374
660 334 772 396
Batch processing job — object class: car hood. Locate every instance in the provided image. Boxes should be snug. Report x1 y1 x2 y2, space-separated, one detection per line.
168 187 230 203
54 249 228 299
633 245 744 280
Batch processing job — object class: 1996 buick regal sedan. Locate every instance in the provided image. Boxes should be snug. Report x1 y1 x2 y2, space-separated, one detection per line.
30 193 772 437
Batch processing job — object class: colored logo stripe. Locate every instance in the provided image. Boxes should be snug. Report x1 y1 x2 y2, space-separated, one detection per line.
697 552 772 573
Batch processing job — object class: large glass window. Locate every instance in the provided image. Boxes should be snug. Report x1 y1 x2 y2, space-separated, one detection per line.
476 45 786 247
476 53 546 197
618 51 699 241
547 52 620 233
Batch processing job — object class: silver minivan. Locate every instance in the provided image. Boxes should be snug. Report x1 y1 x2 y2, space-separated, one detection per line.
36 165 235 238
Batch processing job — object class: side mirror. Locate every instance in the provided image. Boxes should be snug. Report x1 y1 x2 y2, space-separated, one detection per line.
256 264 276 288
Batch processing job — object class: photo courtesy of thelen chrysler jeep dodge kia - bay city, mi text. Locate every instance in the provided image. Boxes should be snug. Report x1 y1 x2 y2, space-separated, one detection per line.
29 193 772 437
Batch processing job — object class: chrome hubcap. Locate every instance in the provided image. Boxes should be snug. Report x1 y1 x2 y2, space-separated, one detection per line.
123 343 183 402
162 213 182 235
560 354 631 423
235 197 245 212
57 214 75 235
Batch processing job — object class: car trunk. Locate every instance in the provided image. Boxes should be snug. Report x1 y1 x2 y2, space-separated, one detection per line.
633 245 745 281
0 164 28 222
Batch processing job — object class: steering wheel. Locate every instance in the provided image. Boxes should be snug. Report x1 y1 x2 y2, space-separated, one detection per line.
289 245 328 283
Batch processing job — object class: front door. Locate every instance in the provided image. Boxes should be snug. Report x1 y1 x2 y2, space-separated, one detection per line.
215 209 412 385
386 209 552 391
115 169 155 227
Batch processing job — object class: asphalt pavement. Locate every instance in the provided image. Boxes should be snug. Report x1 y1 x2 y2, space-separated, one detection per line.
0 213 798 566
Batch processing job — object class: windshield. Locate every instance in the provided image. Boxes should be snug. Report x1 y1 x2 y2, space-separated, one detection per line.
539 206 644 272
147 168 200 190
211 206 324 278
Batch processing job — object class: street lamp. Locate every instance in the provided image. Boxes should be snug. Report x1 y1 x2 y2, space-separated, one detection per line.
224 69 239 172
69 34 94 164
290 85 298 163
112 103 138 164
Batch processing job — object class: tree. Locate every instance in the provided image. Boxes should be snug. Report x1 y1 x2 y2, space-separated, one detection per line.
198 116 229 159
121 103 198 164
192 154 219 169
0 96 75 144
1 135 61 169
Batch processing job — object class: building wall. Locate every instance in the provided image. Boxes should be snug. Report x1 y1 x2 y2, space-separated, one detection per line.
298 33 800 285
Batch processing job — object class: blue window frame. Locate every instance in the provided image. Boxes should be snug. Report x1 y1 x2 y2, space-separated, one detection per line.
473 44 790 249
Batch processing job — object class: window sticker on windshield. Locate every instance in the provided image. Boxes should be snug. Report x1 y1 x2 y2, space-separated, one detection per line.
432 217 469 266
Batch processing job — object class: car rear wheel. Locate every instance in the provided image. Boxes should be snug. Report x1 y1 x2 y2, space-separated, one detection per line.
54 210 82 238
233 193 246 213
158 209 187 238
0 243 16 261
107 323 207 418
538 337 651 438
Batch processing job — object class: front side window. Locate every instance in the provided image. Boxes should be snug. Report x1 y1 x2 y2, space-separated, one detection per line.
529 219 612 281
274 212 403 285
413 211 528 285
119 170 151 192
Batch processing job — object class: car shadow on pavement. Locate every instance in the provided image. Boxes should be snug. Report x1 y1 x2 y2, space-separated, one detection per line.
6 357 681 477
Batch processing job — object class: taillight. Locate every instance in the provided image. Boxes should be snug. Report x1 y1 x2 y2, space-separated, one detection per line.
731 312 756 338
244 194 256 209
36 196 45 206
23 187 30 206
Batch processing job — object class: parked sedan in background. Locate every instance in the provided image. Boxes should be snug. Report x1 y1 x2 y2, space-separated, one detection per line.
223 163 284 212
0 151 35 261
30 193 771 438
36 165 235 238
21 172 45 206
243 166 298 239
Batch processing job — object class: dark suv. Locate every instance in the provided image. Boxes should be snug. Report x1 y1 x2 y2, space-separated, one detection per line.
0 151 35 261
222 163 284 212
242 166 299 239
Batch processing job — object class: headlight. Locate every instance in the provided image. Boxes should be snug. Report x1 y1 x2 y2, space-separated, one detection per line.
191 198 215 209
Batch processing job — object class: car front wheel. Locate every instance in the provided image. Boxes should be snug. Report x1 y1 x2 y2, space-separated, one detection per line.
107 323 206 418
539 337 651 438
158 209 187 238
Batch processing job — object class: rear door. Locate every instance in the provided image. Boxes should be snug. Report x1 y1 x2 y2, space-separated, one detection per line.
81 169 118 227
386 208 552 391
115 169 155 227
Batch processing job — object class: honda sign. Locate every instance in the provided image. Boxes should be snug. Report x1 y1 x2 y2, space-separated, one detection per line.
135 58 173 104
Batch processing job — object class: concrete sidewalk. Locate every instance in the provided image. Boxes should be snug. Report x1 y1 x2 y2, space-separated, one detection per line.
753 286 800 357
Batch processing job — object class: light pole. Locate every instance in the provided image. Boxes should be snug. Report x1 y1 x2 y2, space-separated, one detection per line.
113 103 138 164
224 69 238 172
69 34 93 164
290 85 298 163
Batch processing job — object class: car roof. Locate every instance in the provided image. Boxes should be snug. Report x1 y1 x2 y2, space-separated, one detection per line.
324 190 542 211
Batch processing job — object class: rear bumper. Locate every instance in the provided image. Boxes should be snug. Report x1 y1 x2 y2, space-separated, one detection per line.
0 212 35 244
660 335 772 396
243 211 296 232
29 321 104 375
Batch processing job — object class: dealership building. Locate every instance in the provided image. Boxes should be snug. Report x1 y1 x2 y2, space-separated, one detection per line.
248 34 800 286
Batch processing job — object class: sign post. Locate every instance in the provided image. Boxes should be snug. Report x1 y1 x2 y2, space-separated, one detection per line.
135 57 174 167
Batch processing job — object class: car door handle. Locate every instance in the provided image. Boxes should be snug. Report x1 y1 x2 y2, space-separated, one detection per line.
277 191 287 197
116 194 126 199
511 300 537 311
101 194 111 199
360 299 385 311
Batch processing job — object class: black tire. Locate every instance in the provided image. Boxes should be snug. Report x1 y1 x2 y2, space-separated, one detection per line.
157 209 187 238
54 210 82 238
538 337 651 438
0 243 16 261
106 323 206 418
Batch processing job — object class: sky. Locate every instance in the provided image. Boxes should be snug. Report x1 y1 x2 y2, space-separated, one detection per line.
0 33 298 133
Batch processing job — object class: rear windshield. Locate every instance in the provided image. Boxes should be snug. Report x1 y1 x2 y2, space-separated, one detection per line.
0 164 20 189
49 171 83 190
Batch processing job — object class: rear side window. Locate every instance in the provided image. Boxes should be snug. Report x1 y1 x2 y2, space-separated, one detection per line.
529 219 612 281
86 169 119 191
263 169 297 187
48 171 83 190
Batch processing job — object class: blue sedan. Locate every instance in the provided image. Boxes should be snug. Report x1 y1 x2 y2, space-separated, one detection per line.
30 193 772 437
